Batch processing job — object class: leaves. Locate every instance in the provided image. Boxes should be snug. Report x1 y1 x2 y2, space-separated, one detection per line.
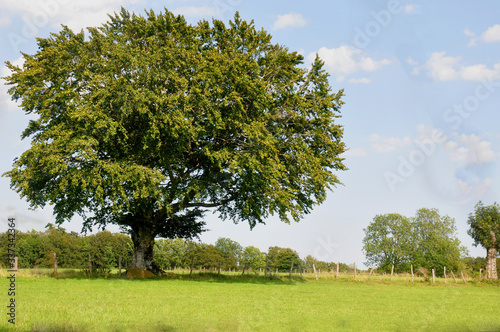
363 208 466 273
467 201 500 250
3 8 346 237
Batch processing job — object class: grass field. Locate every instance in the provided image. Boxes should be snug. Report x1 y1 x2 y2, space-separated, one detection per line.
1 270 499 331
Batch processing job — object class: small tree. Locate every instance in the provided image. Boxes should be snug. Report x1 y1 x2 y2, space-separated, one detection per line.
467 202 500 280
215 238 242 270
241 246 265 271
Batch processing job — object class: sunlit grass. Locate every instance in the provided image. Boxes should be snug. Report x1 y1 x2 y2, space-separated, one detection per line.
0 269 498 331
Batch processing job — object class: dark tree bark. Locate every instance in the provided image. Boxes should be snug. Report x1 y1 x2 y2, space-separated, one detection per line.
130 223 159 272
486 230 497 279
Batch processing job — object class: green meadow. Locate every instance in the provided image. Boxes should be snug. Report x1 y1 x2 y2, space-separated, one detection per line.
1 270 499 331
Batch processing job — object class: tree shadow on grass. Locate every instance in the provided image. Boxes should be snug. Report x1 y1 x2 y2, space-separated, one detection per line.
160 271 306 285
28 322 177 332
42 269 307 285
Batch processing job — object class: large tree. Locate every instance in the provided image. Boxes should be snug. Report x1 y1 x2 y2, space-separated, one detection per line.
2 8 346 272
467 201 500 279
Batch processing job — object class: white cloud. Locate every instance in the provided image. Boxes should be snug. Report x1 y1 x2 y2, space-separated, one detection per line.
413 126 496 165
481 24 500 43
441 133 496 164
343 148 366 157
463 28 475 38
308 46 391 81
403 4 417 13
460 63 500 81
464 28 477 46
407 57 418 66
459 134 496 163
423 52 460 81
348 77 371 84
413 51 500 81
272 13 306 30
0 0 143 33
0 13 11 26
172 6 218 18
370 133 411 153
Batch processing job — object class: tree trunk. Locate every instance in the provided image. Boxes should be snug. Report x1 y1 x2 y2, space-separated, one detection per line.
130 224 158 272
485 246 498 279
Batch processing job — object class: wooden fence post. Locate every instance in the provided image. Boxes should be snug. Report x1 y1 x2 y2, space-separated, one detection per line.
367 268 375 281
444 266 446 283
479 268 482 281
353 262 357 281
14 256 18 271
432 269 435 283
391 265 394 281
411 264 414 282
336 263 339 279
54 252 58 276
118 255 122 277
451 270 457 283
313 264 318 280
461 271 466 283
289 257 294 279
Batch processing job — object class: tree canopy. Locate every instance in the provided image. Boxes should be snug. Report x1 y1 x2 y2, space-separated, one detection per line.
467 201 500 279
363 208 466 274
3 8 346 271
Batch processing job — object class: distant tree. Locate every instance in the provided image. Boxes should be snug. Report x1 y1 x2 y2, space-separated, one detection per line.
467 201 500 279
2 7 347 273
154 239 173 270
37 224 85 268
412 208 467 274
112 233 134 269
241 246 265 271
266 246 280 270
86 231 117 272
197 244 224 270
215 238 242 270
16 230 43 268
268 247 300 272
303 255 319 272
363 209 466 275
362 213 412 272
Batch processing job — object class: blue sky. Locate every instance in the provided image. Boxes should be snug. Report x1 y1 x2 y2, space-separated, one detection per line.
1 0 499 268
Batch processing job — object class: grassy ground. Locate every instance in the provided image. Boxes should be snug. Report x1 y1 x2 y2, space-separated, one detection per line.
0 270 499 331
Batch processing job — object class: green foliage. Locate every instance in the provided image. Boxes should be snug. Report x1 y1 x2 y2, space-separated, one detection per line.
0 226 132 271
16 230 43 268
2 8 346 270
412 208 467 274
363 208 466 275
362 213 412 272
241 246 266 271
467 201 500 250
154 238 189 270
267 246 300 271
215 237 242 269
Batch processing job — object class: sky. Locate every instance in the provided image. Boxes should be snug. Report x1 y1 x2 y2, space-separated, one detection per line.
1 0 499 268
